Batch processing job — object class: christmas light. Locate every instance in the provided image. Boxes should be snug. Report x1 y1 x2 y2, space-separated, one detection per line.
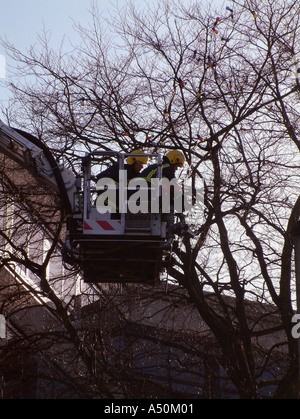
213 17 220 34
197 135 204 143
226 6 234 21
178 77 185 88
164 109 170 118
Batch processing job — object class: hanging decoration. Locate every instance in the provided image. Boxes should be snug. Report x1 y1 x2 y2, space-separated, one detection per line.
192 50 201 64
197 135 204 143
226 6 234 21
213 17 220 34
145 134 157 147
164 108 170 119
145 134 153 142
178 77 185 88
207 55 214 68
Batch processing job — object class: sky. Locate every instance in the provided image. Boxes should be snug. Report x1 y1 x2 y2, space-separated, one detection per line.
0 0 224 115
0 0 134 47
0 0 144 111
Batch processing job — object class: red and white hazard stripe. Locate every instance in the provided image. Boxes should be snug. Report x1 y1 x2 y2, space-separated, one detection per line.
83 219 122 233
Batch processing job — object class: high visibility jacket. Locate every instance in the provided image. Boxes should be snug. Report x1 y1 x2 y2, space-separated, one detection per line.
138 157 184 212
138 157 176 183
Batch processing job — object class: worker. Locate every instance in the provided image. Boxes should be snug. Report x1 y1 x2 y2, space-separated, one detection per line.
95 149 148 215
137 149 185 214
138 149 185 183
96 149 149 185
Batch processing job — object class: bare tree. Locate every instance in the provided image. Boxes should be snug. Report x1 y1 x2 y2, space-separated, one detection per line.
0 0 300 398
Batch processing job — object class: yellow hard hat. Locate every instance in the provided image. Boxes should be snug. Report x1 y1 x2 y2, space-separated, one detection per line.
126 149 148 165
166 150 185 166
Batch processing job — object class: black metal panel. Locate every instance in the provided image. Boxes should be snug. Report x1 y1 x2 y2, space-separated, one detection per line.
80 240 165 284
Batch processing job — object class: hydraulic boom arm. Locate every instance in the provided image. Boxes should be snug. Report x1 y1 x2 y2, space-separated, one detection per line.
0 121 76 215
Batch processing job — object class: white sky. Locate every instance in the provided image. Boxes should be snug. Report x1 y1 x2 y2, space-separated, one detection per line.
0 0 134 50
0 0 224 114
0 0 144 109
